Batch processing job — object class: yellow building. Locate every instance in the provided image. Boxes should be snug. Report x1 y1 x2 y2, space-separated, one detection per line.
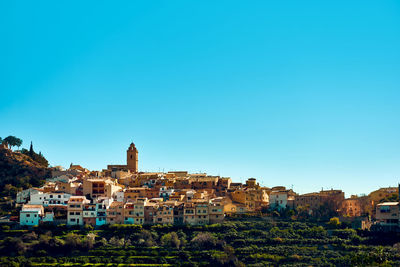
209 198 225 223
133 198 147 225
231 186 269 211
183 201 210 225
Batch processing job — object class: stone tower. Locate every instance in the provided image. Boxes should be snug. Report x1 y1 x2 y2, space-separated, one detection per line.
127 142 138 173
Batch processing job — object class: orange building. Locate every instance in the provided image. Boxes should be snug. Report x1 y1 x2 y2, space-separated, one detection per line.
231 186 269 211
340 198 362 217
190 176 219 190
144 202 158 224
153 202 175 224
107 201 124 224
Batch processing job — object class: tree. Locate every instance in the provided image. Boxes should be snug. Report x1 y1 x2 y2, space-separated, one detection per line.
3 136 22 150
29 142 34 156
328 217 341 229
161 232 181 249
109 237 125 247
83 233 96 250
65 233 81 248
2 184 18 197
191 232 217 249
20 146 49 167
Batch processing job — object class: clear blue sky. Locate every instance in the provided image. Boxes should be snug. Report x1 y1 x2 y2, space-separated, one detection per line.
1 1 400 197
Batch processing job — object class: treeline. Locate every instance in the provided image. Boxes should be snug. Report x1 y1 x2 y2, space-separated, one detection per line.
1 219 400 266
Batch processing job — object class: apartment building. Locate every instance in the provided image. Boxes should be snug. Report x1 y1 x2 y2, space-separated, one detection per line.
144 201 158 224
182 201 210 225
133 198 147 225
209 199 225 223
124 202 135 224
83 178 121 199
30 192 71 206
231 187 269 211
106 201 124 224
183 203 196 225
375 202 399 230
83 203 97 225
67 196 88 226
153 202 175 224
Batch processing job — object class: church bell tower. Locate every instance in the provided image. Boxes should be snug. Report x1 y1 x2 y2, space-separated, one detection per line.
127 142 138 173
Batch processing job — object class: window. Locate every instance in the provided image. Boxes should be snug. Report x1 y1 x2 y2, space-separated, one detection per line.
380 206 391 213
26 214 30 217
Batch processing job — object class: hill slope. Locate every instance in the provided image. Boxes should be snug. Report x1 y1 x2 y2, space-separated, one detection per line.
0 147 50 197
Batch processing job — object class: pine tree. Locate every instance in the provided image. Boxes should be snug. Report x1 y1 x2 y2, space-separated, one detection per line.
29 141 34 156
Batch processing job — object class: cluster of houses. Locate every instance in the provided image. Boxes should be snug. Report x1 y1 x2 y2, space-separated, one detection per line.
16 143 400 229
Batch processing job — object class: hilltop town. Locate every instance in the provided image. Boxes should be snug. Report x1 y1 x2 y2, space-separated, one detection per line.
0 141 398 230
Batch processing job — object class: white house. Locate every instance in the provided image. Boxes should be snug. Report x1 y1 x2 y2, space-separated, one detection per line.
17 188 40 204
29 192 71 206
20 204 44 226
269 189 295 211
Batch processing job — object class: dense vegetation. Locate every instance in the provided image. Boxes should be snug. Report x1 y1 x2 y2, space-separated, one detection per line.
0 137 50 201
1 218 400 266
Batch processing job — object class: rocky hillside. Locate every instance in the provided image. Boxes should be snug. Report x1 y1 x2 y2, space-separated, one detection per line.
0 147 50 197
